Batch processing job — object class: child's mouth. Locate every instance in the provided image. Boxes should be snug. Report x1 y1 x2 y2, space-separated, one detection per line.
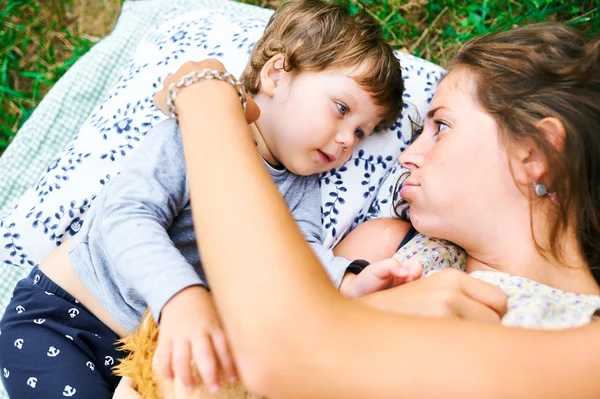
317 150 336 163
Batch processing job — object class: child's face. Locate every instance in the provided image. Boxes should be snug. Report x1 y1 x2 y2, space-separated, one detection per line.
255 65 384 176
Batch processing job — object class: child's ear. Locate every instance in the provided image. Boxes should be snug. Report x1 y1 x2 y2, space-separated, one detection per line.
259 54 287 97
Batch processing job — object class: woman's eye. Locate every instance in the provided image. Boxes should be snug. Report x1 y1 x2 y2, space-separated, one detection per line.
354 128 365 139
336 103 348 115
434 120 449 135
412 125 424 142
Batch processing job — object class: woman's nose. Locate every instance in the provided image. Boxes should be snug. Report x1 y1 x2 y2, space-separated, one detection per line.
398 144 422 170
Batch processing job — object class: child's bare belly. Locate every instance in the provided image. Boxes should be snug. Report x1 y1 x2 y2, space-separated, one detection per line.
39 238 129 338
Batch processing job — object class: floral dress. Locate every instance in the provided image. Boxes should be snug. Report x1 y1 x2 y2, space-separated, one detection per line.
394 233 600 329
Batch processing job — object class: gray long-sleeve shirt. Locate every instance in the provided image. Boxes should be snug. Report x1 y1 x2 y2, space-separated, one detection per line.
69 119 355 331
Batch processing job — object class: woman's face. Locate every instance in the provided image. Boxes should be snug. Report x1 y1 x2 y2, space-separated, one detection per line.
398 70 523 245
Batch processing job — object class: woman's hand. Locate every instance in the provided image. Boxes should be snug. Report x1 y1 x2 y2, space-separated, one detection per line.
153 59 260 124
359 268 508 323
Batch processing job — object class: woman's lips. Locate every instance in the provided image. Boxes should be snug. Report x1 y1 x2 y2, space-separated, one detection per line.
399 180 419 198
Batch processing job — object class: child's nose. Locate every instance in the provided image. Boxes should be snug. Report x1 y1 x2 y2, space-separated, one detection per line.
336 129 355 149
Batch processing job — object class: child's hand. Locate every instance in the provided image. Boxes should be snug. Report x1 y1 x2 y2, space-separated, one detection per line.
153 285 237 393
340 258 423 298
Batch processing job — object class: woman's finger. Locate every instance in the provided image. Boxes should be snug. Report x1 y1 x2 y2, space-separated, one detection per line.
454 272 508 318
449 293 504 323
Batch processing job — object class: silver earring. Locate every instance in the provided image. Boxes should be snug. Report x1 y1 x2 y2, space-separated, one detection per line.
534 183 547 197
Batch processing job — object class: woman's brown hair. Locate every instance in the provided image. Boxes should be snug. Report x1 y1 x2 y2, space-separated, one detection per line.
240 0 404 131
397 23 600 280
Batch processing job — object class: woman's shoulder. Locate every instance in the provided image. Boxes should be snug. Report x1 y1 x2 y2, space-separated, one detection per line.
470 270 600 330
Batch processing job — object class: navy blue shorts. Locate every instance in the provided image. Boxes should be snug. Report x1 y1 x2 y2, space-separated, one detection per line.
0 267 125 398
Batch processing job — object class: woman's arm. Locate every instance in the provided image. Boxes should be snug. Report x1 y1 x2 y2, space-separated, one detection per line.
334 217 411 262
165 61 600 398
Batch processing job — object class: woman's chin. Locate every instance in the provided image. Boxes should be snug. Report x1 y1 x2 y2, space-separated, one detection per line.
409 211 442 238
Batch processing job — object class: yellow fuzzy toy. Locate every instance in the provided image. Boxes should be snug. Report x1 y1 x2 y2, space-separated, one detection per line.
114 310 264 399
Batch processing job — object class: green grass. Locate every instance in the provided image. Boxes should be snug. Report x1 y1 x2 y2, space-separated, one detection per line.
1 0 599 155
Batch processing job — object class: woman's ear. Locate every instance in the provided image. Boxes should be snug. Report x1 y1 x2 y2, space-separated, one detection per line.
510 117 565 188
536 117 566 153
509 138 548 187
258 54 287 97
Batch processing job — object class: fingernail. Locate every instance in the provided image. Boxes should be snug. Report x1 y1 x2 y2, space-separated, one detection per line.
229 375 238 383
209 384 220 393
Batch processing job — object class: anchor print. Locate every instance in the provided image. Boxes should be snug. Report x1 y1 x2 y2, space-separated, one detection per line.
15 305 25 314
45 291 55 296
27 377 37 388
68 308 80 318
63 385 77 397
13 338 24 350
65 335 73 341
3 368 9 378
86 361 95 371
34 274 40 284
47 346 61 357
33 318 46 325
104 356 114 366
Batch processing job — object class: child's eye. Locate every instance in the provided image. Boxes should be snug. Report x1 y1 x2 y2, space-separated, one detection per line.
354 128 365 139
336 103 348 115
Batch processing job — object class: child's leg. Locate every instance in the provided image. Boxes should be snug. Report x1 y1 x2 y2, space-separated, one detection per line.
0 267 125 399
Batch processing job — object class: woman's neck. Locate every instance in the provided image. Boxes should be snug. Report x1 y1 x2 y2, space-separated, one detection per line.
465 231 599 295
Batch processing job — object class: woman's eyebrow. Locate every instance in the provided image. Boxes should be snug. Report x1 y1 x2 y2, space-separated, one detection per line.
425 106 446 120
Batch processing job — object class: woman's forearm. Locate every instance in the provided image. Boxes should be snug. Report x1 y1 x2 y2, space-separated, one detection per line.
175 82 600 398
175 82 344 372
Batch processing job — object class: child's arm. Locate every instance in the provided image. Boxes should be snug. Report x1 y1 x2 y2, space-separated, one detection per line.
333 217 412 262
92 118 237 387
292 175 371 288
294 177 416 295
96 118 206 320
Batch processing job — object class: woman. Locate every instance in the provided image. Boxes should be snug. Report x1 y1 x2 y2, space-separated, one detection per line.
150 22 600 397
